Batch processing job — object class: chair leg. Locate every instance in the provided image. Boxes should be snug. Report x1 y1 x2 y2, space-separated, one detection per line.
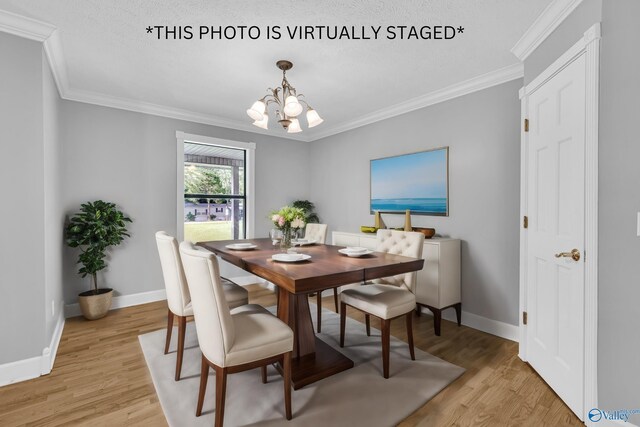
164 309 174 354
406 312 415 361
316 292 322 333
365 314 371 336
261 365 267 384
196 355 209 417
214 365 228 427
283 352 292 420
333 287 339 312
415 303 421 316
175 315 186 381
339 302 347 347
381 319 391 379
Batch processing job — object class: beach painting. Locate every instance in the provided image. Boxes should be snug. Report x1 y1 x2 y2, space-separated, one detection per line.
370 147 449 216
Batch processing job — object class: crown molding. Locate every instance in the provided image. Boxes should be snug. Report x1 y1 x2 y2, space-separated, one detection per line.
0 10 71 103
307 63 524 141
1 8 523 144
0 8 55 41
43 31 71 94
511 0 585 61
0 8 308 142
61 87 309 142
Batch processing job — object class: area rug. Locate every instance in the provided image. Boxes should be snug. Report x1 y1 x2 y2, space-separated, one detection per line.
139 304 464 427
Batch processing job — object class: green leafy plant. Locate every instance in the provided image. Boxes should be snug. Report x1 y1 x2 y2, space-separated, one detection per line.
292 200 320 224
185 212 196 222
65 201 132 294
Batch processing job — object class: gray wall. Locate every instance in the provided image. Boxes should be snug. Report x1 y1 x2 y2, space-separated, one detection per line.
0 33 46 363
43 51 65 342
309 80 522 326
598 0 640 421
60 102 310 303
524 0 602 84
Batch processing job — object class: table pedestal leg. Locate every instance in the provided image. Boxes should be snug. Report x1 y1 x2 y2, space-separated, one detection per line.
276 287 354 389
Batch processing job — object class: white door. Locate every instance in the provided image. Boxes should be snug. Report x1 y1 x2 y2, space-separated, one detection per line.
526 53 586 417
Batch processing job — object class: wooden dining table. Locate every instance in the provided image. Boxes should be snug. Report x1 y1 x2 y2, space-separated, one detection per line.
198 238 425 389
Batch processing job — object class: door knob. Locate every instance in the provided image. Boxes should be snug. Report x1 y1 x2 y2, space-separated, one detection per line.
555 249 580 262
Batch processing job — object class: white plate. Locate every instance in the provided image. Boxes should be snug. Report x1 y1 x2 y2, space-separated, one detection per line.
272 253 312 263
339 248 374 258
292 239 317 246
225 243 257 251
344 246 368 254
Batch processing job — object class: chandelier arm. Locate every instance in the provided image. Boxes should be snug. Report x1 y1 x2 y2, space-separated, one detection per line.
262 95 274 105
267 87 284 106
264 99 280 112
275 109 285 120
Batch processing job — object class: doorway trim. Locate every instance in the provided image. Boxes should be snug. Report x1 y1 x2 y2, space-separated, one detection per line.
518 23 600 423
175 131 256 242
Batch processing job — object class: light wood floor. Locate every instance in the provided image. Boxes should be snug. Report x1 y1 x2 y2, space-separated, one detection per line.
0 284 581 426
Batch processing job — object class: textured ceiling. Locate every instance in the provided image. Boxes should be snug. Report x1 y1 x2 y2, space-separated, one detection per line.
0 0 551 140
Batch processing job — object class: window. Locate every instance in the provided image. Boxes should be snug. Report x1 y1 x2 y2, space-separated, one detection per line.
177 133 255 243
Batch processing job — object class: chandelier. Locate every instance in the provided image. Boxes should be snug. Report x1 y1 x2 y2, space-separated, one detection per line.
246 60 323 133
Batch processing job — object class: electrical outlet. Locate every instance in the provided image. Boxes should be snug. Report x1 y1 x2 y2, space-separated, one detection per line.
52 300 55 316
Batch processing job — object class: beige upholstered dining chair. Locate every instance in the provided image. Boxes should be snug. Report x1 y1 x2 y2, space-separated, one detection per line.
179 241 294 427
339 229 425 378
302 223 338 332
155 231 248 381
304 223 328 244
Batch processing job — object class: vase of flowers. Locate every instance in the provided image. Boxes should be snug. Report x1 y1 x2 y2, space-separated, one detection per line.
270 205 306 251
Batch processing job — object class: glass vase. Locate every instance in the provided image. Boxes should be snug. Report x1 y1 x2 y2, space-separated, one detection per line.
280 228 293 251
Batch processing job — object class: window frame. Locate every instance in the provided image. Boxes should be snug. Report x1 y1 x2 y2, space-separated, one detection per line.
176 131 256 242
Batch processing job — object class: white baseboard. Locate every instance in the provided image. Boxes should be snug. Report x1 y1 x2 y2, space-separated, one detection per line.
64 276 264 318
418 306 519 342
41 308 65 374
0 304 66 387
65 289 167 318
63 279 262 319
0 355 43 387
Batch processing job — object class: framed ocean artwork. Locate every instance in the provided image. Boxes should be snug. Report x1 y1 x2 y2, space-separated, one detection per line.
370 147 449 216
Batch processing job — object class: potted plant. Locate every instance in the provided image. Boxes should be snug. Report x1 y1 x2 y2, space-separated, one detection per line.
292 200 320 224
65 200 132 320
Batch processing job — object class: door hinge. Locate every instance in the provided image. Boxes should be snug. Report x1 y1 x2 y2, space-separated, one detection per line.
523 215 528 229
524 118 529 132
523 311 528 325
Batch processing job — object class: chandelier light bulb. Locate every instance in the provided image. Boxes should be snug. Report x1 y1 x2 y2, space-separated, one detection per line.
252 112 269 130
306 108 324 128
287 118 302 133
246 100 266 121
283 95 303 117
